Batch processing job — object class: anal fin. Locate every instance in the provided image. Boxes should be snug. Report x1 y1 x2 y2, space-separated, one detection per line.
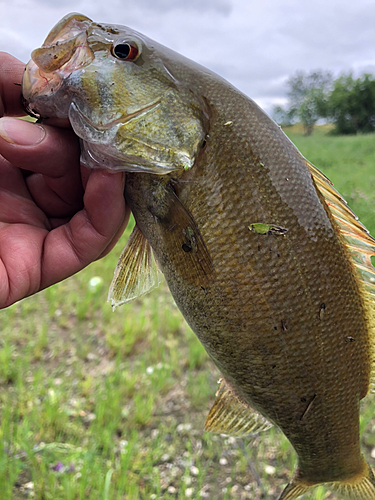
204 378 272 437
278 481 310 500
157 185 215 288
108 224 161 310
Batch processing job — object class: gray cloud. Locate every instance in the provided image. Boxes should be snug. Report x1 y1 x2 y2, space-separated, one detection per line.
122 0 232 14
2 0 375 114
32 0 232 14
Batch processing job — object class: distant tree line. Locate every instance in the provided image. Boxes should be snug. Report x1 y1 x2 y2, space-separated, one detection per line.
273 70 375 135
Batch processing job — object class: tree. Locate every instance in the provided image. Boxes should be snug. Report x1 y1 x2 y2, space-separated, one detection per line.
325 73 375 134
273 70 333 135
272 105 293 127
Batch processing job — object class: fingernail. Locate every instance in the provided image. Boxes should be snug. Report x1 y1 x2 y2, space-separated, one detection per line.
0 117 46 145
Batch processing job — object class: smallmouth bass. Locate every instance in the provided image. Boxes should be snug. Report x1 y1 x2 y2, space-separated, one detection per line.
22 13 375 499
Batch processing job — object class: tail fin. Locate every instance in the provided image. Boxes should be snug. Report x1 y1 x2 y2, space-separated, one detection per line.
330 459 375 500
278 459 375 500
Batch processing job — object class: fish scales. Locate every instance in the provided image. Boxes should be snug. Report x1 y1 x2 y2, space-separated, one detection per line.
22 13 375 499
125 105 368 482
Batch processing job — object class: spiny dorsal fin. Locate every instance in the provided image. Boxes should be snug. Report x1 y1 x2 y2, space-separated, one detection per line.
307 160 375 391
108 224 161 310
204 378 272 437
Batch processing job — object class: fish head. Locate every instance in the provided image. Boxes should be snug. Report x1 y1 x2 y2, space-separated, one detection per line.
22 13 209 174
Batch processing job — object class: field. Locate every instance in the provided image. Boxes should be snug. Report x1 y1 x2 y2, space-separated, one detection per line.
1 126 375 499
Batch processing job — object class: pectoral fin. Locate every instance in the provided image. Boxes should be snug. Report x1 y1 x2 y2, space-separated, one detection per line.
108 224 161 310
157 185 215 287
204 379 272 437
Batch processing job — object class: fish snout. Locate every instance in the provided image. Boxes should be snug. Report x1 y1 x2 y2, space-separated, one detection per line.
22 13 94 118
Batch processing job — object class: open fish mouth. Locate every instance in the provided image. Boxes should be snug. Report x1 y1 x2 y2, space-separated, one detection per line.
22 13 94 117
30 14 93 72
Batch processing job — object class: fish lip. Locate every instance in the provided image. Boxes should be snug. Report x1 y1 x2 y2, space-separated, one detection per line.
42 13 92 47
21 13 94 118
21 92 41 119
70 99 161 131
21 59 66 118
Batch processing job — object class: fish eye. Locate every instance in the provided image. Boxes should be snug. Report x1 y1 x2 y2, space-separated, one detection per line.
111 42 140 61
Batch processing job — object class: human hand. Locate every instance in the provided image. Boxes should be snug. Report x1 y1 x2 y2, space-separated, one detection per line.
0 52 129 308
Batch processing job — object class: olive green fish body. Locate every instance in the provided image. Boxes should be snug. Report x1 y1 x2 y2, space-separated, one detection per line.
125 92 370 485
22 14 375 499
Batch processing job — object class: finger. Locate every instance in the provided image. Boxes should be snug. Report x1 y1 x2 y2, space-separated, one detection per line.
0 117 80 175
39 117 72 129
0 117 82 217
0 52 25 117
26 170 83 219
0 223 48 307
96 203 131 259
0 188 50 228
0 155 34 200
40 170 127 288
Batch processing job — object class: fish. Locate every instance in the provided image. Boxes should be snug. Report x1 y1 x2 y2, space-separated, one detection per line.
22 13 375 499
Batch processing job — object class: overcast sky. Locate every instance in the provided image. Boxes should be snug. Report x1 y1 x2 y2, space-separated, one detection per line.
1 0 375 115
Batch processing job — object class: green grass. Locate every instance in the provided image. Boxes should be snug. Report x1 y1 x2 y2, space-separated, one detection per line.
1 126 375 499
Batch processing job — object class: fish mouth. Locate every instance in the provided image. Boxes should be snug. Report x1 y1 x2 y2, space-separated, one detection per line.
30 13 93 73
22 13 94 118
68 99 161 143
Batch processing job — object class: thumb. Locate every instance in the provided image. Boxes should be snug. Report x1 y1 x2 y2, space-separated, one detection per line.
0 116 45 146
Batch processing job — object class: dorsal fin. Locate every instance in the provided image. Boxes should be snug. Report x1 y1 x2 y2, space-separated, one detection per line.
204 378 272 437
108 224 161 310
307 160 375 391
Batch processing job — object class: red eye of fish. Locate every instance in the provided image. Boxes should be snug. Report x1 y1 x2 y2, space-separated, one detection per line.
111 42 139 61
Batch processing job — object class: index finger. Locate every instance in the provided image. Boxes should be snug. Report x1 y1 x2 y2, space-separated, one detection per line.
0 52 26 117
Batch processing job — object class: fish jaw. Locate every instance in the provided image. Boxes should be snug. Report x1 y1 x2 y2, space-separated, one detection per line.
22 13 94 119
